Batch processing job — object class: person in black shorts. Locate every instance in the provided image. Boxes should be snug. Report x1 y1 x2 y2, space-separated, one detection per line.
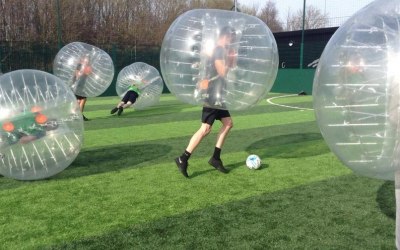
75 95 89 121
73 55 92 121
175 26 237 178
110 81 141 116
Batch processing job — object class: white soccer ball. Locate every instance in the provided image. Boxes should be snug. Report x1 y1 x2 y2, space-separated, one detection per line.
246 154 261 170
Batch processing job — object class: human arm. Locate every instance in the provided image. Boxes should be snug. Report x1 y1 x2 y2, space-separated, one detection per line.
214 46 231 77
226 48 237 68
215 59 228 77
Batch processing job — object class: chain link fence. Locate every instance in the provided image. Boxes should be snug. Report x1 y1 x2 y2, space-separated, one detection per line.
0 42 161 95
0 0 374 95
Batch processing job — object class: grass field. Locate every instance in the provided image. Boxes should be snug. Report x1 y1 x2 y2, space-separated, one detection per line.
0 93 396 249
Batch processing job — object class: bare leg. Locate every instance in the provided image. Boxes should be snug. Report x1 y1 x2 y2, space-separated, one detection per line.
78 98 87 112
186 123 212 153
80 98 86 112
174 123 212 178
205 117 232 173
122 101 133 109
78 98 89 120
215 117 233 148
19 135 38 144
117 101 125 108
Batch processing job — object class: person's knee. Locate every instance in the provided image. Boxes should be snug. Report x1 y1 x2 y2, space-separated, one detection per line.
223 119 233 130
200 124 212 136
227 121 233 129
203 127 212 136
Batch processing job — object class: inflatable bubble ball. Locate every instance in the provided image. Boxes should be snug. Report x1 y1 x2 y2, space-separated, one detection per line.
53 42 114 97
116 62 164 110
313 0 400 180
160 9 278 110
0 70 84 180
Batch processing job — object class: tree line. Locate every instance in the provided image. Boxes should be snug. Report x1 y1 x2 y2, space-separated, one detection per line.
0 0 328 47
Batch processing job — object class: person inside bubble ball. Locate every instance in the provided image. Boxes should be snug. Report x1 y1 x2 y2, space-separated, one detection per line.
175 26 237 178
72 55 92 121
345 52 365 76
198 26 238 107
110 79 144 116
0 106 57 145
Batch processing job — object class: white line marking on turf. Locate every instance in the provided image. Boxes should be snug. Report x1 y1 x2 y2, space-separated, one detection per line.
266 94 314 111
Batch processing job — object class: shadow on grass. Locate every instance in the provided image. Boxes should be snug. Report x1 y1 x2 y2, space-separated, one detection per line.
82 104 195 131
53 143 172 179
46 174 395 250
189 161 269 179
186 162 237 179
104 103 186 119
376 181 395 219
0 143 172 190
0 175 27 190
127 103 187 118
246 133 330 159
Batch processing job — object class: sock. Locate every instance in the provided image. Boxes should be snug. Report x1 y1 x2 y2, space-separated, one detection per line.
213 147 221 160
180 150 191 162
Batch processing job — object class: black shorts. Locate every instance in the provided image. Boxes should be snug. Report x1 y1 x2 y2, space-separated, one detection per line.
122 90 139 104
201 107 230 126
75 95 86 100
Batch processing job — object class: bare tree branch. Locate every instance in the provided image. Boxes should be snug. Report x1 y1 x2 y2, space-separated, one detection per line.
286 5 328 31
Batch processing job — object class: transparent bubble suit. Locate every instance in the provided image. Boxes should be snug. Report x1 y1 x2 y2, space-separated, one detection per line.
0 70 84 180
116 62 164 110
313 0 400 180
53 42 114 97
160 9 278 110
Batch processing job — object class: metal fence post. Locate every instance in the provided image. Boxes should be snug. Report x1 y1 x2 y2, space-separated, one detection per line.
56 0 62 49
300 0 306 69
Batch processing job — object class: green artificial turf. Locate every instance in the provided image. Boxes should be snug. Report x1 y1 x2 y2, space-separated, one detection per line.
0 94 395 249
